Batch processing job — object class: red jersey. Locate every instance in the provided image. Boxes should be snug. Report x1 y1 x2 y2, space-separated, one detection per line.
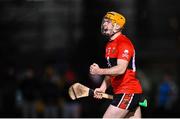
105 34 142 94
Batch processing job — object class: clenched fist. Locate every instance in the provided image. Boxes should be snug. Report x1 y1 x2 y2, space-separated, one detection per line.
90 63 102 75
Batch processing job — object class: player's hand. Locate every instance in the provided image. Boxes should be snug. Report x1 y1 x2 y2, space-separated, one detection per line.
93 88 105 99
90 63 102 75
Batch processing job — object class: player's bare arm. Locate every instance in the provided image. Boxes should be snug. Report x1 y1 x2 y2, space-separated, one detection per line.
93 76 111 99
90 59 129 76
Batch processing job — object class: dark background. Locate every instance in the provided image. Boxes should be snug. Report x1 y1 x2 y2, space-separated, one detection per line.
0 0 180 118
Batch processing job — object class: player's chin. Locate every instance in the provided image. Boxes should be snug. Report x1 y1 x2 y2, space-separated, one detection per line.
102 32 109 36
91 71 95 74
104 33 112 37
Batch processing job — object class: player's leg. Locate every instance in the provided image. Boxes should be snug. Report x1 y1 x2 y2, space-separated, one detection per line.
133 106 141 118
103 104 129 118
103 93 135 118
125 93 144 118
125 106 141 118
105 93 142 118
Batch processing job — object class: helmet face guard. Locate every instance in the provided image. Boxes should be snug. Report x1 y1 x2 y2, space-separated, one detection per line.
101 18 121 37
101 18 114 36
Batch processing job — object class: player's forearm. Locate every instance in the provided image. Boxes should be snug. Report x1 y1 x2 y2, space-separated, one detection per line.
99 65 126 76
100 76 111 91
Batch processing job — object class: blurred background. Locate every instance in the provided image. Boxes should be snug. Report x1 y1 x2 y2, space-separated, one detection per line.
0 0 180 118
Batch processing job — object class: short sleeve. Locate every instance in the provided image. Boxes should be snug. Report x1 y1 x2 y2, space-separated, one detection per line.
117 43 134 62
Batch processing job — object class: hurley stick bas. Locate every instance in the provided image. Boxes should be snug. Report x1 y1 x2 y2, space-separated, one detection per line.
68 83 113 100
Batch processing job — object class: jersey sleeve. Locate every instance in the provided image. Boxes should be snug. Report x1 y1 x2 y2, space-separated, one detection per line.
117 43 134 62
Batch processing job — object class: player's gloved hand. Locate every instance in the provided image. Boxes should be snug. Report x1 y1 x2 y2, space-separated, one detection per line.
94 88 105 99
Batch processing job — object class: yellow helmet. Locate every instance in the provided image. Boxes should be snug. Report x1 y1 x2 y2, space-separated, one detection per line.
104 11 126 28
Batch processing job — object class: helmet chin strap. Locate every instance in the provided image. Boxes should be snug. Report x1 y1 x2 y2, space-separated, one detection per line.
108 26 120 38
102 29 119 39
103 30 119 41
